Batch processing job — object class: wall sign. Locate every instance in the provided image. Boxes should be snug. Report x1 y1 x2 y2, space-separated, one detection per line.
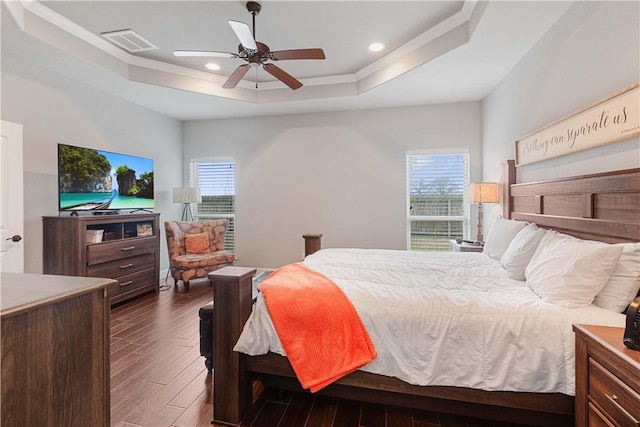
515 83 639 166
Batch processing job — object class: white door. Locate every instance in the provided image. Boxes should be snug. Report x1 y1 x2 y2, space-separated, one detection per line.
1 121 24 273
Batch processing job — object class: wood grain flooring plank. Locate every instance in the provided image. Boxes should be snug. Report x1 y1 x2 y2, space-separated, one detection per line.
413 422 440 427
111 341 144 364
168 366 211 409
439 413 469 427
110 343 191 391
112 421 141 427
172 390 213 427
278 391 314 426
306 395 338 427
235 383 273 427
110 381 163 425
137 405 183 427
146 345 201 385
332 398 361 427
386 405 413 427
110 350 149 388
111 318 133 335
413 409 442 424
359 401 386 427
249 401 287 426
123 356 206 425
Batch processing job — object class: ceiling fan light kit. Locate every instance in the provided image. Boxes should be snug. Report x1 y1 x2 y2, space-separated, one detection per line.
174 1 325 90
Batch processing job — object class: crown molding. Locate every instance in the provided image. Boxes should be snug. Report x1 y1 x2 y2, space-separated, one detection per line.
8 0 475 103
356 0 476 81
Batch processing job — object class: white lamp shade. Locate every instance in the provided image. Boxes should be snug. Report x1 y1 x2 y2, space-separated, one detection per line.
172 187 201 203
472 182 500 204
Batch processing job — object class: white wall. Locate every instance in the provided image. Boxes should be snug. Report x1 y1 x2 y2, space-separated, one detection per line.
184 103 482 268
2 55 183 274
482 1 640 225
8 1 634 273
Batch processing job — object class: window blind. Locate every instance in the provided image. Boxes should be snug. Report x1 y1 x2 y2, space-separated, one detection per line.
406 152 470 251
190 161 235 252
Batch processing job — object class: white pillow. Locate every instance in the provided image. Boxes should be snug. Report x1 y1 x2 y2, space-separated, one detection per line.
525 231 623 308
500 223 547 281
482 216 528 260
593 242 640 313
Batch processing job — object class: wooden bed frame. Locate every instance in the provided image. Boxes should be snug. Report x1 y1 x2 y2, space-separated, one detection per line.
210 162 640 426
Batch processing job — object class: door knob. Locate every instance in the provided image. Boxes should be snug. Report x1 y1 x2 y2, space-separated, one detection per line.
6 235 22 242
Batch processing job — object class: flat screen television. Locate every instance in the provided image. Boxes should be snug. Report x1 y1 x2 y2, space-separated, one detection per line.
58 143 154 213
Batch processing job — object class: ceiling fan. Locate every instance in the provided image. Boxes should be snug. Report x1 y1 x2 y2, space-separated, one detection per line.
174 1 326 90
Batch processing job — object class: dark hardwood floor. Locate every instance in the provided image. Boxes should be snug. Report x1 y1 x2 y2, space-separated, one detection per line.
110 278 531 427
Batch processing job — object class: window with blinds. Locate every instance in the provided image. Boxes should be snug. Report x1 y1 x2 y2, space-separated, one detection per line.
190 160 235 252
406 151 470 251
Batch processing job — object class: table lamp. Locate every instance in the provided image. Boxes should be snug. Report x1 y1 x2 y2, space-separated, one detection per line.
472 182 499 243
173 187 201 221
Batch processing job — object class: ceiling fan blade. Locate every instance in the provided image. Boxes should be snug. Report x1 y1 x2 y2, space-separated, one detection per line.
173 50 237 58
262 64 303 90
270 49 326 61
228 20 257 51
222 64 251 89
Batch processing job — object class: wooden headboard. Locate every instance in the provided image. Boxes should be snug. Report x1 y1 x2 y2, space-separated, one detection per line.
502 160 640 243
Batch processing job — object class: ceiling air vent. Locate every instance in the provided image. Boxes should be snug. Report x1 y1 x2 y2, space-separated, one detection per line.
101 29 158 53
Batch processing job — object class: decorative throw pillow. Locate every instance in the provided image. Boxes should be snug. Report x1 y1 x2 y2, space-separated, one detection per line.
500 223 546 281
525 231 623 308
593 242 640 313
482 216 528 260
185 232 210 254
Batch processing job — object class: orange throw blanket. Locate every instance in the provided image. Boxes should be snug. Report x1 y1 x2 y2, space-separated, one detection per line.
258 263 376 392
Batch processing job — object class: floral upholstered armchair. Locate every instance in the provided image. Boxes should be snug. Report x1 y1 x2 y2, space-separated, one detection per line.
164 219 236 293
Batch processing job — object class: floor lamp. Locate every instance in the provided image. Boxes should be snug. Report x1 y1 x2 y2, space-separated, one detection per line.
472 182 500 244
173 187 201 221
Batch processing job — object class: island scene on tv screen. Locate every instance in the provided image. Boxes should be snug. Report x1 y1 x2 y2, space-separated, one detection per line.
58 144 154 212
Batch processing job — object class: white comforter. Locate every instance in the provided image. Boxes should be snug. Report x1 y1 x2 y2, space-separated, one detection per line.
234 248 625 395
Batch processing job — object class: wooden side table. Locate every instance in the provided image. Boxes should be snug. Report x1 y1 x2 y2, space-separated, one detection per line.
303 233 323 257
573 324 640 426
450 239 483 253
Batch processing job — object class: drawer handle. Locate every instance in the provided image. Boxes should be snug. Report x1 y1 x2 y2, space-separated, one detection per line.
121 246 136 251
119 263 134 269
119 281 133 287
606 393 640 426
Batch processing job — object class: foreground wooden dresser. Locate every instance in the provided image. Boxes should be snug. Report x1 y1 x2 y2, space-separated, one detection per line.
42 213 160 305
1 273 116 427
574 324 640 427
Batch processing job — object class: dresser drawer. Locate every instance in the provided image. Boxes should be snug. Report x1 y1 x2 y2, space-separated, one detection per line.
87 238 157 266
588 403 615 427
109 268 156 298
589 359 640 426
86 253 155 278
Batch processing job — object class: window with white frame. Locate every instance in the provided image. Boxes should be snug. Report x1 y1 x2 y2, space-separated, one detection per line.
190 159 235 252
406 151 470 251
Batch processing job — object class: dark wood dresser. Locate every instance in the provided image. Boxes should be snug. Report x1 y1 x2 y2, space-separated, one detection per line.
42 213 160 305
1 273 116 426
574 324 640 426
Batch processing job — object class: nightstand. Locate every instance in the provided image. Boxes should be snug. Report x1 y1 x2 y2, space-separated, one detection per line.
573 324 640 427
450 239 483 253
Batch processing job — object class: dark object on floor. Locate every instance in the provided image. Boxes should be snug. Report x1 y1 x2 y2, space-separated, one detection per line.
624 296 640 350
198 271 269 374
199 301 214 373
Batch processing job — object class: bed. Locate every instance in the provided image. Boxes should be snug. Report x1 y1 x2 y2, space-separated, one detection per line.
211 162 640 426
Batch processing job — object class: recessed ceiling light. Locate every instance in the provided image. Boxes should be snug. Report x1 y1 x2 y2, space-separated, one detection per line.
205 62 221 71
368 42 385 52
